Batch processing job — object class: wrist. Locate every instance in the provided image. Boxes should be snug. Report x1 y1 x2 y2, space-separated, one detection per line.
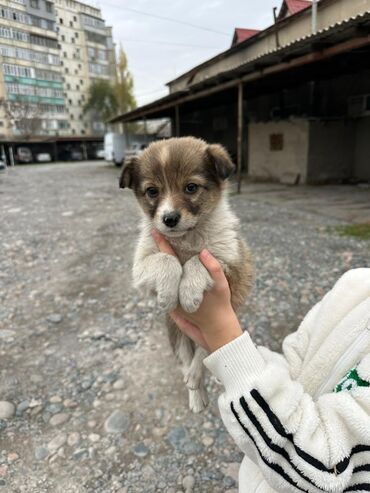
204 312 243 353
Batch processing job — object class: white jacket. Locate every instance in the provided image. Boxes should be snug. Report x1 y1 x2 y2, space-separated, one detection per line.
204 269 370 493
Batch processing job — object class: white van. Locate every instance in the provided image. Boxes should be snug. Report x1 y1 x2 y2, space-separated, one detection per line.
104 133 126 166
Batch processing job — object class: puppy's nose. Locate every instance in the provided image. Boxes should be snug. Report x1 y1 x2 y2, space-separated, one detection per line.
163 212 180 228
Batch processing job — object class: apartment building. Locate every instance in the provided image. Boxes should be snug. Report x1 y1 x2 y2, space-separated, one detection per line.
0 0 116 139
54 0 116 136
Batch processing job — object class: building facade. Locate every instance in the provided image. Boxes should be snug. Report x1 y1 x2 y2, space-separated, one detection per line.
54 0 116 136
0 0 115 140
111 0 370 185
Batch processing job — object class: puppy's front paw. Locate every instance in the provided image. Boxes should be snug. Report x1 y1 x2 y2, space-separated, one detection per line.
179 256 213 313
155 254 182 312
157 288 178 312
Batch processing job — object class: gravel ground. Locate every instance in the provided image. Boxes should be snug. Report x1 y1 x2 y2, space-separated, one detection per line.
0 161 369 493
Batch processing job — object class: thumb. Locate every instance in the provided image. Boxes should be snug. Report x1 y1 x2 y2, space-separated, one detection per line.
199 249 227 286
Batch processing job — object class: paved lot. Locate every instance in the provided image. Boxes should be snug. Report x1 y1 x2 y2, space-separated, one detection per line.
0 161 369 493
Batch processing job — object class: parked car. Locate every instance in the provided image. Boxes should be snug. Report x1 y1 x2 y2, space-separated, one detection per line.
95 145 105 159
36 153 52 163
104 132 126 166
124 143 147 161
15 147 32 164
70 150 83 161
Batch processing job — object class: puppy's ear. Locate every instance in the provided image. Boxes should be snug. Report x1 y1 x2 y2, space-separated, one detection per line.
119 157 138 189
206 144 235 181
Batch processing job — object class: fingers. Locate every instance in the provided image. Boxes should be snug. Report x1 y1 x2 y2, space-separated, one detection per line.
170 311 209 351
199 249 228 287
151 229 176 256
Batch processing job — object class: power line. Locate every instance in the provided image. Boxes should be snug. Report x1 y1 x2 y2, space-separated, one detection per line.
103 4 230 36
119 38 221 49
136 87 167 97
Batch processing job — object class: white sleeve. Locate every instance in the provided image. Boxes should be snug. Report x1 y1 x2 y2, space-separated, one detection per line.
205 333 370 493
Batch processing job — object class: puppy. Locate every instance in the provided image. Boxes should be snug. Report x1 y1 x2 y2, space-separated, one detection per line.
120 137 253 413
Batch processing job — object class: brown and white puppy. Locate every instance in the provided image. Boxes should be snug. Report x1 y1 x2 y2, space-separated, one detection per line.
120 137 252 412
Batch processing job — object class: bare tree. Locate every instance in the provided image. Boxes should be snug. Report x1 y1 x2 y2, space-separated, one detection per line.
0 96 43 138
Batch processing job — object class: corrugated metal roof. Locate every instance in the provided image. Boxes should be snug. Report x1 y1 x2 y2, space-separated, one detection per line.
192 10 370 90
109 10 370 123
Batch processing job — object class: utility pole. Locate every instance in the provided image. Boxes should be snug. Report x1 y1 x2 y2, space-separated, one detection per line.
312 0 318 34
273 7 280 48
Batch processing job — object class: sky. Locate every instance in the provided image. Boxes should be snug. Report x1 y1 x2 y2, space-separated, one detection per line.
97 0 280 106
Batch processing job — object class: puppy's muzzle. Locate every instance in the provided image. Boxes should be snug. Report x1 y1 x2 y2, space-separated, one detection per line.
163 212 181 228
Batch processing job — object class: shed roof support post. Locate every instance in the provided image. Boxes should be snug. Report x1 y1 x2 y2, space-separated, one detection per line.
236 81 244 194
175 105 180 137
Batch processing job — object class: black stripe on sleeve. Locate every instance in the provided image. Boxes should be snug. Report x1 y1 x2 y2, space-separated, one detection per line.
239 396 325 490
353 465 370 474
251 389 352 474
344 485 370 492
230 401 309 493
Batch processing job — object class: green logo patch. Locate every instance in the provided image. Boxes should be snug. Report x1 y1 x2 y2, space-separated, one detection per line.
334 367 370 393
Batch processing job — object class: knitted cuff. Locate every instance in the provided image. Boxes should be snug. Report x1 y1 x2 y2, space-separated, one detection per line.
204 332 266 397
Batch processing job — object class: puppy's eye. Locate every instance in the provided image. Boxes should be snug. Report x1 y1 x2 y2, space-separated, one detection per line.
146 187 159 198
184 183 199 194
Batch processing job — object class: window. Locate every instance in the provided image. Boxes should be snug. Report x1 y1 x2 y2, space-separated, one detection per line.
71 37 75 43
75 32 78 38
30 0 39 8
76 85 79 90
65 67 69 73
73 15 77 22
61 34 65 41
59 18 63 24
63 52 67 58
46 2 53 13
70 21 73 27
66 83 71 90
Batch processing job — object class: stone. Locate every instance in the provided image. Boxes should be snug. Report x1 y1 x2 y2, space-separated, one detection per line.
72 448 88 461
34 446 49 461
67 432 80 447
49 413 69 426
48 434 67 453
49 395 62 404
182 475 195 491
202 436 214 447
88 433 100 443
63 399 77 408
46 313 63 324
46 403 63 414
112 379 125 390
7 453 19 463
132 443 149 458
104 410 130 434
0 401 15 420
16 400 29 416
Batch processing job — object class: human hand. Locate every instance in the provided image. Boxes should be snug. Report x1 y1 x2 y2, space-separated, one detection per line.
151 230 243 352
